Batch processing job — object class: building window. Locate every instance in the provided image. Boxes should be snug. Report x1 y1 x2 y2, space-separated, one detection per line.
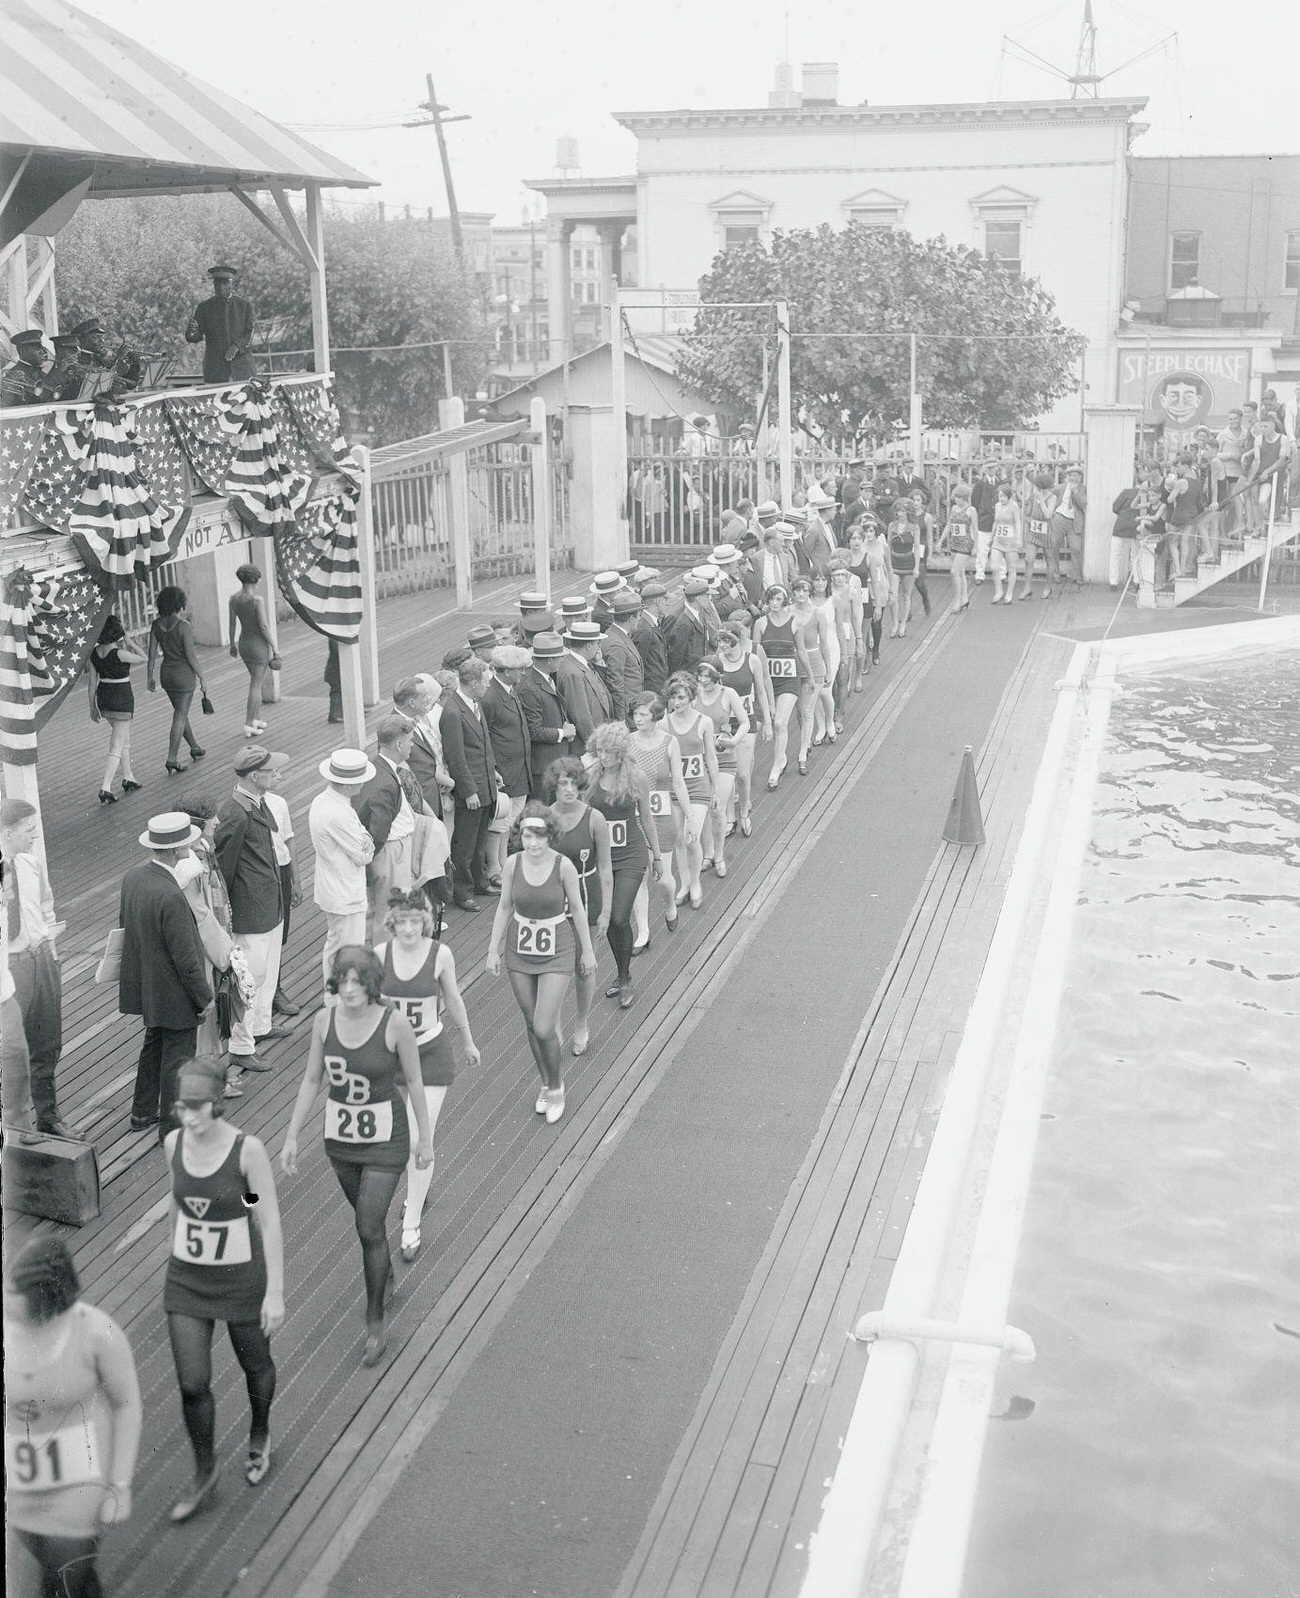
709 192 773 255
984 220 1022 276
723 221 762 249
1285 231 1300 293
848 211 898 230
843 190 906 230
1169 233 1200 291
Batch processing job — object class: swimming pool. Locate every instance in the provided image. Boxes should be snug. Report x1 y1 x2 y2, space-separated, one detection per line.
962 650 1300 1597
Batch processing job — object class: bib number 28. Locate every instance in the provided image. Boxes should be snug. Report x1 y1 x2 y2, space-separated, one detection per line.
325 1099 393 1143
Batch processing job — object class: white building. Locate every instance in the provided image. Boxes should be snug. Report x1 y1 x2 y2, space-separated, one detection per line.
527 67 1148 429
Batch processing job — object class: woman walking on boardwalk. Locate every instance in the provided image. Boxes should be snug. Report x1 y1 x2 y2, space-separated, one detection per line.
585 723 659 1009
88 615 147 805
752 585 804 788
714 621 769 834
693 659 749 876
944 485 978 612
4 1236 142 1598
373 889 479 1264
788 577 832 775
280 948 433 1367
546 760 612 1057
487 807 596 1125
163 1059 284 1521
147 586 208 774
629 696 693 927
664 671 718 901
228 565 276 737
989 483 1024 605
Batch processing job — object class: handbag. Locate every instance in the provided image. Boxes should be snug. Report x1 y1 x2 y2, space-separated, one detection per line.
200 691 215 715
268 653 284 672
94 927 124 985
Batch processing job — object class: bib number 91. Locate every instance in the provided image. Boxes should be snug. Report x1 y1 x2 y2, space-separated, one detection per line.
6 1425 100 1491
325 1099 393 1143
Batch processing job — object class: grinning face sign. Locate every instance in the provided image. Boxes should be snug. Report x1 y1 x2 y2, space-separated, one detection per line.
1155 374 1211 427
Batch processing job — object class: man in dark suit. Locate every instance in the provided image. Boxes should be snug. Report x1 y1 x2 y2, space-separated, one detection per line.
663 578 715 676
482 645 533 839
353 718 421 936
517 633 576 795
184 263 256 383
600 591 644 721
554 622 614 756
120 812 213 1138
215 745 290 1074
439 657 499 911
630 582 670 698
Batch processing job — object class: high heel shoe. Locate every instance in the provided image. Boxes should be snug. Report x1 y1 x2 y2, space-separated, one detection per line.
98 789 117 805
188 746 206 759
165 760 185 775
121 778 142 793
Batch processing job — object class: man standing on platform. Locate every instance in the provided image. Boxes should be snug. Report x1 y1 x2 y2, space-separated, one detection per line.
663 577 715 676
555 621 613 757
215 746 290 1075
120 812 212 1137
184 264 256 384
482 645 532 835
309 749 376 989
393 674 452 820
600 591 644 722
1 799 72 1138
517 633 575 796
439 657 499 911
354 718 418 935
630 582 670 698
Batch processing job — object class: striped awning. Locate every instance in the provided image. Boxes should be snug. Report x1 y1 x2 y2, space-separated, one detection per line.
0 0 374 204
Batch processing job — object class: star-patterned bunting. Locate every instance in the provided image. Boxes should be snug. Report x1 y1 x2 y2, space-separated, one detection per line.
0 415 50 524
1 567 110 764
19 418 87 533
165 395 236 493
131 399 189 507
218 381 313 535
274 486 363 640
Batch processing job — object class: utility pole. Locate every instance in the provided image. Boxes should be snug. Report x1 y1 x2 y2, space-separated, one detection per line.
407 74 470 265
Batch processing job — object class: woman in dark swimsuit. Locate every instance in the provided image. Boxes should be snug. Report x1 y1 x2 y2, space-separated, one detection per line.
546 758 612 1059
88 614 146 804
228 564 276 737
147 586 208 773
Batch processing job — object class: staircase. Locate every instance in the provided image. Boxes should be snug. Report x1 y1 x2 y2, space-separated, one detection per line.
1149 511 1299 608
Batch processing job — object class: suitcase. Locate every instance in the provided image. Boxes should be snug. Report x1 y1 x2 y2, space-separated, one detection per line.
2 1134 101 1225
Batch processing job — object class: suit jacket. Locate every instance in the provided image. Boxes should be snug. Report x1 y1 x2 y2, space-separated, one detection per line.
353 756 405 851
481 677 532 797
186 294 256 383
663 606 714 676
440 692 498 808
397 712 445 818
554 653 613 754
711 572 751 621
214 792 284 935
517 667 573 790
630 614 670 697
599 623 644 721
118 860 212 1028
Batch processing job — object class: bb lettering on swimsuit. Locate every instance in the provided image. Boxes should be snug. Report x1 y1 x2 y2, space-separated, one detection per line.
5 1424 101 1491
324 1099 394 1143
649 789 670 816
172 1213 253 1265
769 658 797 678
324 1052 374 1105
608 819 628 849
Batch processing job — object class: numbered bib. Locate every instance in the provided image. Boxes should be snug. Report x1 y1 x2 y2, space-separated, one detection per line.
514 913 563 957
172 1212 252 1266
681 754 704 779
769 657 797 679
608 819 628 849
6 1423 101 1492
740 692 755 718
391 993 442 1041
325 1098 394 1144
649 789 670 817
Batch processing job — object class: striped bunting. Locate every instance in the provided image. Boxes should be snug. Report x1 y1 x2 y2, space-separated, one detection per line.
53 404 187 589
274 482 363 641
19 417 86 533
281 382 350 471
165 395 236 493
0 568 110 765
218 381 313 536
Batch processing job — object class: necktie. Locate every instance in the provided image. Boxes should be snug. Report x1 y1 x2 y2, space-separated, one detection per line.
398 765 424 808
5 874 22 944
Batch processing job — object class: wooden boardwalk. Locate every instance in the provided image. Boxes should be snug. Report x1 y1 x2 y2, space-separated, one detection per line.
11 569 985 1598
612 623 1075 1598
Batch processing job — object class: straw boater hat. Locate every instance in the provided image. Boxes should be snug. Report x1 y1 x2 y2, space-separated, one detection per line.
138 811 203 850
318 747 376 785
559 596 591 620
564 620 603 647
530 631 565 660
589 571 623 598
689 564 722 588
756 500 781 524
614 559 640 581
518 591 549 614
710 543 742 568
805 484 836 510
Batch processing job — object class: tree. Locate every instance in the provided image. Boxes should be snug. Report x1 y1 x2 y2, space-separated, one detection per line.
53 194 488 445
674 223 1087 438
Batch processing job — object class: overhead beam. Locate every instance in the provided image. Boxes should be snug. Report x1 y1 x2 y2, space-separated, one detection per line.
305 183 330 375
269 183 320 274
0 152 32 219
226 184 313 270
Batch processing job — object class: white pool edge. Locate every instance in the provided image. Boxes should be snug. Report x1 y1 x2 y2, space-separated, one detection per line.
800 614 1300 1598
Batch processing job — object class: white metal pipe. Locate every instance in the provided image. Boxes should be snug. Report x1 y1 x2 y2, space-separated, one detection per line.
529 396 552 605
799 645 1092 1598
776 300 793 510
852 1311 1036 1363
610 283 629 561
1257 473 1279 613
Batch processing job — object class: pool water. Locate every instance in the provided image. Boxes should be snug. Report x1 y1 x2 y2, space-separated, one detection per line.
962 652 1300 1598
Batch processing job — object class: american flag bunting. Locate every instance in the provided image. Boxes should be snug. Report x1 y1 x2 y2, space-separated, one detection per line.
219 381 313 535
274 483 363 641
1 414 50 525
0 568 110 764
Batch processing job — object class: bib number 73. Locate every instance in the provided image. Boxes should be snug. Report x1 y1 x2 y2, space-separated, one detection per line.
681 754 704 779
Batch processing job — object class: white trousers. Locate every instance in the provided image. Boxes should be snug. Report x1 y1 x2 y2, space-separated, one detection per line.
403 1084 449 1233
321 909 367 990
230 928 283 1055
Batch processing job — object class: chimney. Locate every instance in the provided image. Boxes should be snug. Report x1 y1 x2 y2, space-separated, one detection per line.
801 62 839 106
768 61 800 109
